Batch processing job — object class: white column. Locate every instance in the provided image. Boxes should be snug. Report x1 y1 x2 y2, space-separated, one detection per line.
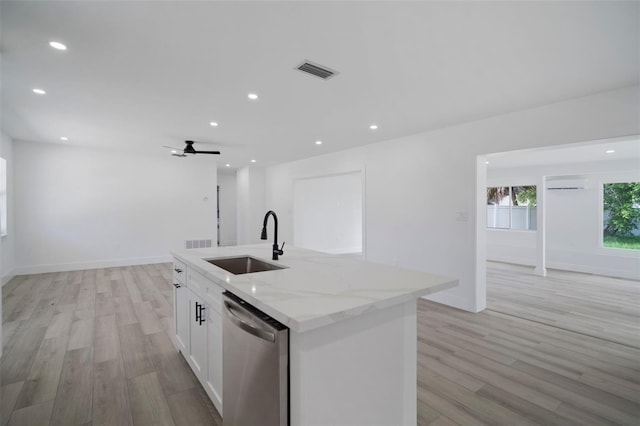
475 156 487 311
535 176 547 277
236 166 266 244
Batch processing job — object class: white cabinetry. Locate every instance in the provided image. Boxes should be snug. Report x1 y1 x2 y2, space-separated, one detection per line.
206 296 223 407
187 290 207 377
172 260 188 352
173 259 224 415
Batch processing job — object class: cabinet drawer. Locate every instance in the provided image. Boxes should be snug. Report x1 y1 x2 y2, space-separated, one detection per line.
186 268 209 301
173 259 187 284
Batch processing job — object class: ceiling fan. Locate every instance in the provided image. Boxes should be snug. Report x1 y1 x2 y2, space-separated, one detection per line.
163 140 221 157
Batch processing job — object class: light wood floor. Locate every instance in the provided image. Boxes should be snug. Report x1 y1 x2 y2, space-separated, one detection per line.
2 263 639 425
418 263 640 425
1 265 221 426
487 261 640 349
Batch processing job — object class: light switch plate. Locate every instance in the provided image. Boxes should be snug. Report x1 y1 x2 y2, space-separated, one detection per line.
455 211 469 222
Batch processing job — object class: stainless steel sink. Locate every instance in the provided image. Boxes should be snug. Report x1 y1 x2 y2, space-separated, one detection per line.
205 256 287 275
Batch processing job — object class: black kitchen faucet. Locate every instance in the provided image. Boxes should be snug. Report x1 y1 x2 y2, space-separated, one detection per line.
261 210 284 260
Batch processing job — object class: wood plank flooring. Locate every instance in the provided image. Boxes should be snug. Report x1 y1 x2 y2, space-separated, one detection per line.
1 265 220 426
2 262 639 425
487 261 640 348
418 263 640 425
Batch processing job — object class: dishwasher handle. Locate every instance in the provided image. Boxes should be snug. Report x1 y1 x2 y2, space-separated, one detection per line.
224 301 276 342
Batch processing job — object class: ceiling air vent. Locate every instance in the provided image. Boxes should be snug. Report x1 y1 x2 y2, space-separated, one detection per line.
296 60 338 80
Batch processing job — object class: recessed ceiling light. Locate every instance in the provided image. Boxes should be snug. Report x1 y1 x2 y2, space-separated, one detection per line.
225 164 230 167
209 122 218 127
60 136 68 141
485 161 489 164
248 93 258 100
369 124 378 130
32 88 46 95
315 140 322 145
251 159 256 163
605 149 615 154
49 41 67 50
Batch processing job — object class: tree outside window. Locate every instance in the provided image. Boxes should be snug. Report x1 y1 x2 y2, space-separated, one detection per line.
603 182 640 250
487 185 536 230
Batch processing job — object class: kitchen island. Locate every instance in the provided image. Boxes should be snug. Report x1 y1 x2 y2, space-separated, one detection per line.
172 244 457 425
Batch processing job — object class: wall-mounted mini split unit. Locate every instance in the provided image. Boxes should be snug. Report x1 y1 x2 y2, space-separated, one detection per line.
546 177 587 190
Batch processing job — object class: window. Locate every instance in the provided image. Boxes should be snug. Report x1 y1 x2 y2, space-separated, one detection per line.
487 185 536 230
603 182 640 250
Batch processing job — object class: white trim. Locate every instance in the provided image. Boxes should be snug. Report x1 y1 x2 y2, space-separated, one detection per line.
423 290 479 313
546 261 640 281
12 255 173 275
486 228 536 234
2 268 16 286
474 155 488 312
599 178 640 254
535 175 547 277
486 254 536 267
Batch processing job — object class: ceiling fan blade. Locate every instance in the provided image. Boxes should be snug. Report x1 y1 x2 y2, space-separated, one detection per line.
172 141 221 156
162 145 183 150
192 140 220 145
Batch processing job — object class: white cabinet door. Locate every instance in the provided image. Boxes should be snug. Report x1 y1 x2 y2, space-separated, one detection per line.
172 258 225 413
188 291 207 380
174 283 189 353
206 308 223 414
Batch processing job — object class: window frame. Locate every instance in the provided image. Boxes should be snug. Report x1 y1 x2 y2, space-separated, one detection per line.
486 184 537 232
600 179 640 252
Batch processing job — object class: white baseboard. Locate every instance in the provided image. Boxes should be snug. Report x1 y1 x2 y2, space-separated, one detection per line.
546 261 640 281
486 254 536 267
12 255 174 276
2 268 16 287
219 240 237 247
423 290 480 313
488 258 639 280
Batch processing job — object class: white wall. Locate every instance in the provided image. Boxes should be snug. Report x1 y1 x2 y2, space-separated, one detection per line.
0 131 14 359
487 158 640 279
1 132 15 284
266 86 640 313
236 166 266 244
14 141 218 273
293 171 363 254
217 170 237 246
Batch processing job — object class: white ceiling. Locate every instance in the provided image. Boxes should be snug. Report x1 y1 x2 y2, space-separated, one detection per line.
1 1 638 169
486 137 640 169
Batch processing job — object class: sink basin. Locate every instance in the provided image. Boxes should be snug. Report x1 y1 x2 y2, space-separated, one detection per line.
205 256 287 275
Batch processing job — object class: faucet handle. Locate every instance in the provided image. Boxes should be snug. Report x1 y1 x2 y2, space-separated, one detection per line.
277 242 285 255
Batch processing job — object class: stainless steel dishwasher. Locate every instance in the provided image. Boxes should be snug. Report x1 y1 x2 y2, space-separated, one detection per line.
222 291 289 426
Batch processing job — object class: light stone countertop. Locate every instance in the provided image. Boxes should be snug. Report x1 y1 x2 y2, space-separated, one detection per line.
172 244 458 333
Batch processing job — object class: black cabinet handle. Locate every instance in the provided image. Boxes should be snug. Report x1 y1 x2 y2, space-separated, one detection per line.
173 283 181 288
198 304 205 325
195 302 201 322
174 268 183 273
